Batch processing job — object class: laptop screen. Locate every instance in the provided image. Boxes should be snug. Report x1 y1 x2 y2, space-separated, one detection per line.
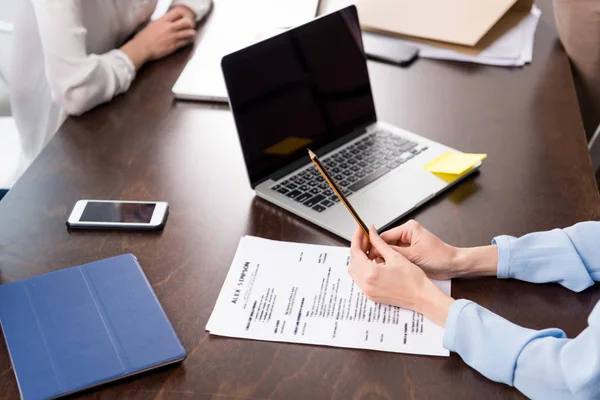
222 6 377 187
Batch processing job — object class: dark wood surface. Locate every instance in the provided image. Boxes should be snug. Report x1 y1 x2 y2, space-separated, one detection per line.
1 0 599 398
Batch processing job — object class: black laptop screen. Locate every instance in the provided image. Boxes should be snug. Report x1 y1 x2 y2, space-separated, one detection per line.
222 6 377 187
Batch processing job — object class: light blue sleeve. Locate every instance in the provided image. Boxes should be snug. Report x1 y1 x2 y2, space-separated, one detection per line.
493 221 600 291
443 221 600 399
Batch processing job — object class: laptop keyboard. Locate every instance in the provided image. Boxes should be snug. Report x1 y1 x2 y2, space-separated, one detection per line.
270 130 428 212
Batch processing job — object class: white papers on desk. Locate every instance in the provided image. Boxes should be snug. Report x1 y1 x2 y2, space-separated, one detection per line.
396 5 542 67
324 0 541 67
171 0 320 102
207 236 451 356
171 27 277 102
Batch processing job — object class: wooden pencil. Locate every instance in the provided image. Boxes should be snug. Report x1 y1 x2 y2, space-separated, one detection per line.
308 149 370 240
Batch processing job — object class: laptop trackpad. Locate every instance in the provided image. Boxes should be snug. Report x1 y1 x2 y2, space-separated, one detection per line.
354 169 441 228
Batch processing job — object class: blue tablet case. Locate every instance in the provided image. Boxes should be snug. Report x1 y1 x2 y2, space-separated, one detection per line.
0 254 186 400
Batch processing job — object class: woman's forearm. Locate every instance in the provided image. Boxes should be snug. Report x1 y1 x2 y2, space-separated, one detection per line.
416 280 455 327
120 39 150 71
414 245 497 326
451 245 498 278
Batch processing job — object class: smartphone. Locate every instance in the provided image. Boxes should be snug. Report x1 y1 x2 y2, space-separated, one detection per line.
66 200 169 230
362 31 419 66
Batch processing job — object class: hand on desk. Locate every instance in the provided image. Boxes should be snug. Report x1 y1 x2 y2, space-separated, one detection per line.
121 7 197 70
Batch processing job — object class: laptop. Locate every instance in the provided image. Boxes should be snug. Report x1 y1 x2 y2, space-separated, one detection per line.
172 0 321 102
221 6 481 240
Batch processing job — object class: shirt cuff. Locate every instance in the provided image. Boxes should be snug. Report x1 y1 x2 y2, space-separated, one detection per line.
443 299 473 352
108 49 136 93
493 235 512 279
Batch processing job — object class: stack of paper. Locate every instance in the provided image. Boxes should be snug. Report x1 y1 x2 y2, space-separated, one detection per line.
207 236 451 356
325 0 541 67
403 5 542 67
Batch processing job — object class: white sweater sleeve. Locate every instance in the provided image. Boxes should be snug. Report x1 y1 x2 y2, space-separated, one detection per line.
172 0 213 21
31 0 136 116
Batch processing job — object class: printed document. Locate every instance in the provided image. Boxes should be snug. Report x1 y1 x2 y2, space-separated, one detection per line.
207 236 451 356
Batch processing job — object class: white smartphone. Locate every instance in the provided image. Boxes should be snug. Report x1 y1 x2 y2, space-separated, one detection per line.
66 200 169 230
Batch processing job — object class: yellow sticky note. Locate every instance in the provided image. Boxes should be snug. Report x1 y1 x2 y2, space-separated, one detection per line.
424 152 486 182
265 137 312 156
425 152 487 175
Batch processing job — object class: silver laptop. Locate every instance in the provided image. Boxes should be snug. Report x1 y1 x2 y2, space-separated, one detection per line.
222 6 481 240
172 0 321 102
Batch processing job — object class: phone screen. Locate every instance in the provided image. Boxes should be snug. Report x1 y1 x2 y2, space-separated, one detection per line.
79 202 156 224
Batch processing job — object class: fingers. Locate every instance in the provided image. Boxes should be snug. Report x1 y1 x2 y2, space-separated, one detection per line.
349 227 372 286
170 4 197 21
369 220 423 260
171 17 195 32
368 226 396 261
369 248 386 261
350 227 369 260
163 7 188 22
362 228 371 254
368 244 408 261
172 38 195 52
175 28 197 41
367 244 380 260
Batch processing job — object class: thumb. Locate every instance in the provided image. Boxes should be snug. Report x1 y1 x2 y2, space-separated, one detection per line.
368 226 396 261
380 221 417 246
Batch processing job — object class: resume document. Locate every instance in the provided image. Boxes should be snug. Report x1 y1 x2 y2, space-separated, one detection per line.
207 236 450 356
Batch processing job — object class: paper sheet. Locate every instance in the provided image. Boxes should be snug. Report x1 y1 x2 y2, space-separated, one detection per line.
171 0 318 101
207 236 451 356
414 5 541 67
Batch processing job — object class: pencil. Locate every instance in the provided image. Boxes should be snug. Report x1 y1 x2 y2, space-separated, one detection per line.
308 149 370 240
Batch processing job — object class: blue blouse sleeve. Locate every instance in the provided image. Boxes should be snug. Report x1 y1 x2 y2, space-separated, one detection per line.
493 221 600 291
443 222 600 398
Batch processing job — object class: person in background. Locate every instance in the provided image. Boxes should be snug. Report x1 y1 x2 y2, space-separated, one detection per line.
9 0 212 179
350 220 600 399
554 0 600 141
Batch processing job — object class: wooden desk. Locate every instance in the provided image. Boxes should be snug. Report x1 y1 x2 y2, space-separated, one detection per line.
0 0 598 398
